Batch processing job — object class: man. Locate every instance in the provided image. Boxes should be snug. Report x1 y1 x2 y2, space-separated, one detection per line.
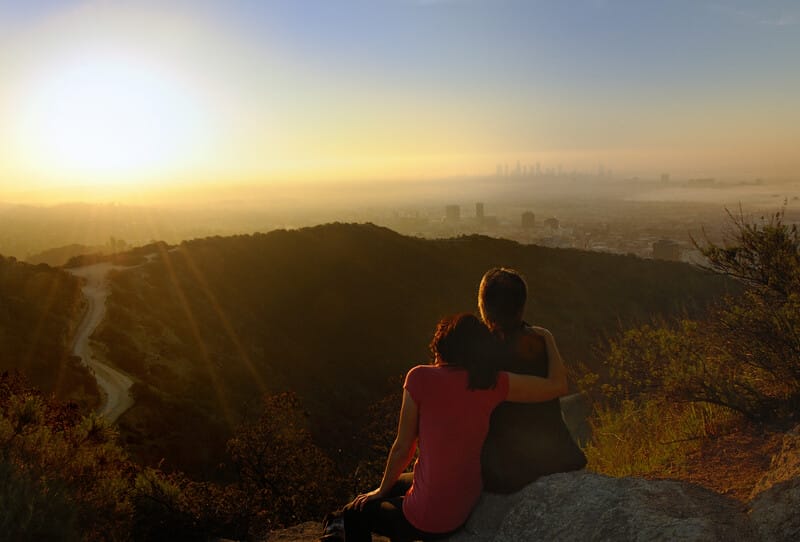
479 267 586 493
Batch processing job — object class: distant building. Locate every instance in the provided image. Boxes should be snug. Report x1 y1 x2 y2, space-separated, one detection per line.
521 211 535 229
476 202 485 223
445 205 461 223
544 217 559 231
653 239 681 261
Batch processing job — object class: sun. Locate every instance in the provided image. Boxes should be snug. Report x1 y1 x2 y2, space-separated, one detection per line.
15 52 204 186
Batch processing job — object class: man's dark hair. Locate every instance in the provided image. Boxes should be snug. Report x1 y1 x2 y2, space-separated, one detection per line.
478 267 528 336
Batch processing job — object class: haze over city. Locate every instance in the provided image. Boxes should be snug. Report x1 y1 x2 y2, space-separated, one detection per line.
0 0 798 207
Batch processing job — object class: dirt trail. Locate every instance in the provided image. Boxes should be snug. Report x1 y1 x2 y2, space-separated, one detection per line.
68 262 135 422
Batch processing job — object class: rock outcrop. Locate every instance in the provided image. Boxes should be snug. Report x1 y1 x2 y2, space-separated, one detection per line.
749 477 800 541
265 424 800 541
265 472 759 541
450 472 752 542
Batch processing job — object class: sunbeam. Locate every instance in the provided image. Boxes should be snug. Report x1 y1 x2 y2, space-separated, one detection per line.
153 242 237 429
179 248 268 396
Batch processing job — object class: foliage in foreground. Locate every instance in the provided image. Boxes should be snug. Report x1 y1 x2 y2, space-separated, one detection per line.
131 391 342 541
0 370 348 541
585 208 800 475
0 371 133 541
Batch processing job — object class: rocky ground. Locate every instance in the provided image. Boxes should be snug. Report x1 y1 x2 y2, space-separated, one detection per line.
262 424 800 541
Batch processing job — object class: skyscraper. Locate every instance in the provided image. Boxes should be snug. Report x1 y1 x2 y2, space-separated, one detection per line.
521 211 535 229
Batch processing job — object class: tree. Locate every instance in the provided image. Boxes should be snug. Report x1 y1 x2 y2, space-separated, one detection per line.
692 207 800 421
696 207 800 300
597 207 800 424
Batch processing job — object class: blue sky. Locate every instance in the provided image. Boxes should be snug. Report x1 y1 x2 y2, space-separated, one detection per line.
0 0 798 196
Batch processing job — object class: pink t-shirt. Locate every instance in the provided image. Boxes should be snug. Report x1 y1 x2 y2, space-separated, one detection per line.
402 365 509 533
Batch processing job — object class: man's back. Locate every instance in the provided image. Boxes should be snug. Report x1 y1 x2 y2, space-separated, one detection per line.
481 328 586 494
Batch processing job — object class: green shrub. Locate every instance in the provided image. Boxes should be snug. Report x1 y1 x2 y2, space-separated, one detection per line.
0 372 134 541
0 458 80 542
132 468 250 542
227 392 338 534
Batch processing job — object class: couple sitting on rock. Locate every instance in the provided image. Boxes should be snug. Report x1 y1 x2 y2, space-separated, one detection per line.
322 267 587 542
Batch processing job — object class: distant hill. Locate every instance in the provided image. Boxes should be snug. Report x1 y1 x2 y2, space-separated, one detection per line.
0 255 99 407
26 243 103 267
94 223 733 479
26 239 143 267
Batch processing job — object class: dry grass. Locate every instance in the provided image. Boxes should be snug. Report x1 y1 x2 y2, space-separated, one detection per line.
584 397 784 502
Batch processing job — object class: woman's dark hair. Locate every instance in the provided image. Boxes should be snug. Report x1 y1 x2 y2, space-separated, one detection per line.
478 267 527 338
429 313 498 390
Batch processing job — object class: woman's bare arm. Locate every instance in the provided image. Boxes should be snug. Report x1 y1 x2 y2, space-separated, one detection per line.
353 389 419 509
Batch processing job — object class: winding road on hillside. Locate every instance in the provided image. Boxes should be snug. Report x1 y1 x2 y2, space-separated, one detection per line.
68 262 136 423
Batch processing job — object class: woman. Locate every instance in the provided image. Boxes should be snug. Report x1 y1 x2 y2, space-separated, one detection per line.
322 312 567 541
479 267 587 494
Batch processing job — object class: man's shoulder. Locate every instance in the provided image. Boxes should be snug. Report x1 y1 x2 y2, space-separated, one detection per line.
519 326 547 349
501 327 546 374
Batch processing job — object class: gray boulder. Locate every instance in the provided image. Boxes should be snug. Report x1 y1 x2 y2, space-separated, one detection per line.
749 477 800 542
560 392 592 446
265 467 800 541
449 472 754 542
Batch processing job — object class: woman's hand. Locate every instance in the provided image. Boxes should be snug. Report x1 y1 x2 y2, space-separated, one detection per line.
352 488 384 510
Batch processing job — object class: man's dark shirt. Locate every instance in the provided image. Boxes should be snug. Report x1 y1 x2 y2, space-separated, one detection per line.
481 326 587 494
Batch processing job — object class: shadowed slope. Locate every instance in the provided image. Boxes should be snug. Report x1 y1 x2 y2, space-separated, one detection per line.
95 223 732 478
0 255 99 407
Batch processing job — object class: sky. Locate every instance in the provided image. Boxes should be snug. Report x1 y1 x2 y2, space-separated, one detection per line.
0 0 798 202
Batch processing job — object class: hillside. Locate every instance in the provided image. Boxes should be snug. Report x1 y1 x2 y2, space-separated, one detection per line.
0 255 99 407
93 223 733 478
